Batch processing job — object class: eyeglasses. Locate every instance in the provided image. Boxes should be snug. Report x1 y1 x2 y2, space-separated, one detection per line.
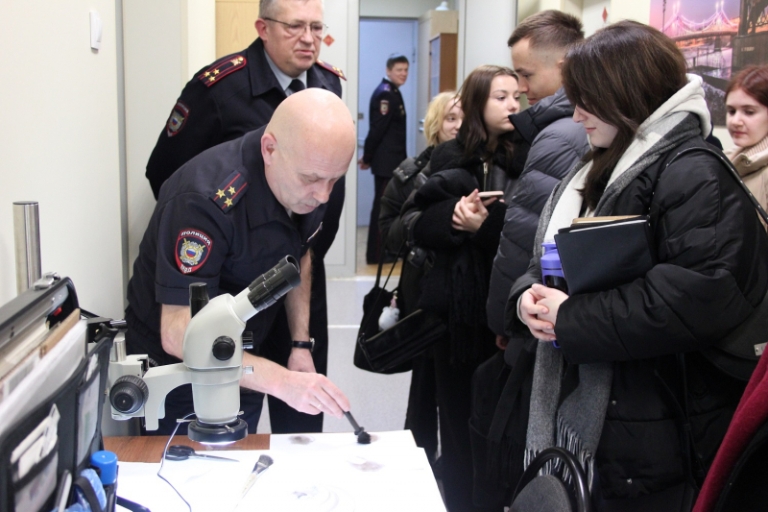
262 17 327 38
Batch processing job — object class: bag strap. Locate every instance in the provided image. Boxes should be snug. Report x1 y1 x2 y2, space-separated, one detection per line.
668 146 768 225
374 240 406 290
360 241 407 336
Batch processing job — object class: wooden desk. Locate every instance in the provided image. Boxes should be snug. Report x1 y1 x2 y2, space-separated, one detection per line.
104 434 270 463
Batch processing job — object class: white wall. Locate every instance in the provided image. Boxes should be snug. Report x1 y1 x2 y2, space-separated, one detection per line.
582 0 610 36
456 0 518 81
124 0 217 284
314 0 358 274
360 0 454 19
0 0 125 318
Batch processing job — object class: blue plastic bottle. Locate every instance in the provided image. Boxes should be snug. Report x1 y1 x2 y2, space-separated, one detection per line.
540 242 568 293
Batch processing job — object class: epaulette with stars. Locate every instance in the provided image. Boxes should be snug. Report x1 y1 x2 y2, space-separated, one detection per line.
198 54 247 88
316 60 346 81
211 170 248 212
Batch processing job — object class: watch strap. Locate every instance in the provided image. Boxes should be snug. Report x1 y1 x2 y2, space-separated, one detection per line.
292 338 314 351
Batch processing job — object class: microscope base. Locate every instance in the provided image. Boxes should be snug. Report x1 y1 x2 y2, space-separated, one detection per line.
188 417 248 445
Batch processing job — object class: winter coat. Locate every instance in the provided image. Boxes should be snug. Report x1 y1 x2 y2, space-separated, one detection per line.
378 146 434 255
726 135 768 216
486 88 589 337
404 136 528 363
505 135 768 503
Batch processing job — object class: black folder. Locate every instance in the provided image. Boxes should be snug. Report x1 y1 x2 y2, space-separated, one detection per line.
554 216 656 295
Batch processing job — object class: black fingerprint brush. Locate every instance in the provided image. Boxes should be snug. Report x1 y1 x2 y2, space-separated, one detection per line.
344 411 371 444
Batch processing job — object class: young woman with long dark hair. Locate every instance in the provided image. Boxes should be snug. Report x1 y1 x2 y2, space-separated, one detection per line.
401 64 529 512
507 21 768 510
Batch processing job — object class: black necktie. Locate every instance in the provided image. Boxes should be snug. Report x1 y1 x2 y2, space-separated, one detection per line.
288 79 305 94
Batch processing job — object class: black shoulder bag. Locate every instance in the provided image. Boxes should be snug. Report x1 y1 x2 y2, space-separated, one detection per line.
354 245 446 374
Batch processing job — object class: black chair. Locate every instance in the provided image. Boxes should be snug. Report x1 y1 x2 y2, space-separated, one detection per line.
510 447 592 512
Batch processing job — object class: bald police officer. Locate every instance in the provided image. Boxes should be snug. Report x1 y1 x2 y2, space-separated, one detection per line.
127 90 356 434
145 0 346 433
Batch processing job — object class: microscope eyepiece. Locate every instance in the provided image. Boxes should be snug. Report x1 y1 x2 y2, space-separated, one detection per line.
189 282 210 317
246 256 301 312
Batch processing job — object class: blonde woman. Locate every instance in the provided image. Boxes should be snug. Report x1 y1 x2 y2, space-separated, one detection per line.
375 91 462 470
378 91 463 251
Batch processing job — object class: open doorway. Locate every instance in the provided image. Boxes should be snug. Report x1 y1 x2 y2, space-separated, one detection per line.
356 17 418 275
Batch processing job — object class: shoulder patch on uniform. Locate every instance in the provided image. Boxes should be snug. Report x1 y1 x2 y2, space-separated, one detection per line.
316 60 346 81
210 170 249 212
175 229 213 274
166 101 190 137
380 100 389 115
198 54 247 88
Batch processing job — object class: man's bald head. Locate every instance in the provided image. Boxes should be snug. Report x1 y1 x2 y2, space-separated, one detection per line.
262 89 356 214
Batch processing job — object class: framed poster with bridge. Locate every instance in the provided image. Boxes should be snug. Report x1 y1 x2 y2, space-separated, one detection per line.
650 0 768 125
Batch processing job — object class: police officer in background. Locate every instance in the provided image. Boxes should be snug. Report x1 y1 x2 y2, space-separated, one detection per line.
143 0 345 434
126 90 355 435
359 55 409 264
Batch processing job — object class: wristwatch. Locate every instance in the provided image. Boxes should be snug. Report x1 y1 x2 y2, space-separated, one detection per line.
292 338 315 352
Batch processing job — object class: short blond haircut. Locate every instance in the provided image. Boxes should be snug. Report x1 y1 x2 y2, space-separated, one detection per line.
423 91 459 147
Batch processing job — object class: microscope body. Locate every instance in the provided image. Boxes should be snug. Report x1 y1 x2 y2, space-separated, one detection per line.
108 256 299 443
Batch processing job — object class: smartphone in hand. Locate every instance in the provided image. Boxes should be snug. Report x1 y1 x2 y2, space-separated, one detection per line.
477 190 504 198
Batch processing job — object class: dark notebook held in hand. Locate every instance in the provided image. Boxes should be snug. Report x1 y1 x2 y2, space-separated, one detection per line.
554 215 656 295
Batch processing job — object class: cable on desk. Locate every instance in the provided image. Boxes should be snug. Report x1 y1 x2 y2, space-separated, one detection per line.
157 413 196 512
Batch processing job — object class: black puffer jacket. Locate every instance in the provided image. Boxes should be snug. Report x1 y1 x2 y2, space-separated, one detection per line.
378 146 434 255
486 88 589 336
506 137 768 502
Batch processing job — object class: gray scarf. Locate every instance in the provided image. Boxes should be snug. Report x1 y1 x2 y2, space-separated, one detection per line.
524 112 703 488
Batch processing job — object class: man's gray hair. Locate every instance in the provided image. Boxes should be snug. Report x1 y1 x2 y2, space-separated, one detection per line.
260 0 323 19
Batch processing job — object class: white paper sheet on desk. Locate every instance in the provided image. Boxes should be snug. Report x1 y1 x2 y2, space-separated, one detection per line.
116 431 445 512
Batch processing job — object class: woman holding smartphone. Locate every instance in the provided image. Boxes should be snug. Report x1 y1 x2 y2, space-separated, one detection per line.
507 21 768 510
401 65 529 512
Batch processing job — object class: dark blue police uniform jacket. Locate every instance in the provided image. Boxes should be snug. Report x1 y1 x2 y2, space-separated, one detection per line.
362 78 407 178
139 39 344 419
126 127 325 368
145 37 344 198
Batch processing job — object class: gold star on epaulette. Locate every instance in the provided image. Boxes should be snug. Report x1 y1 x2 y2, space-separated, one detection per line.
210 170 249 211
198 54 248 87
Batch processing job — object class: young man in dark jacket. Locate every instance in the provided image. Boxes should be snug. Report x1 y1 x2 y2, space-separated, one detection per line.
472 10 589 509
486 10 589 349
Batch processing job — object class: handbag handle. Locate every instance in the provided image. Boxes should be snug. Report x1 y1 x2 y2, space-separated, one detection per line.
373 240 407 290
668 146 768 225
360 241 407 336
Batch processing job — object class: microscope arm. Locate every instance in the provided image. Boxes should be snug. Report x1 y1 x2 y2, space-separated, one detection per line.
141 363 192 431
